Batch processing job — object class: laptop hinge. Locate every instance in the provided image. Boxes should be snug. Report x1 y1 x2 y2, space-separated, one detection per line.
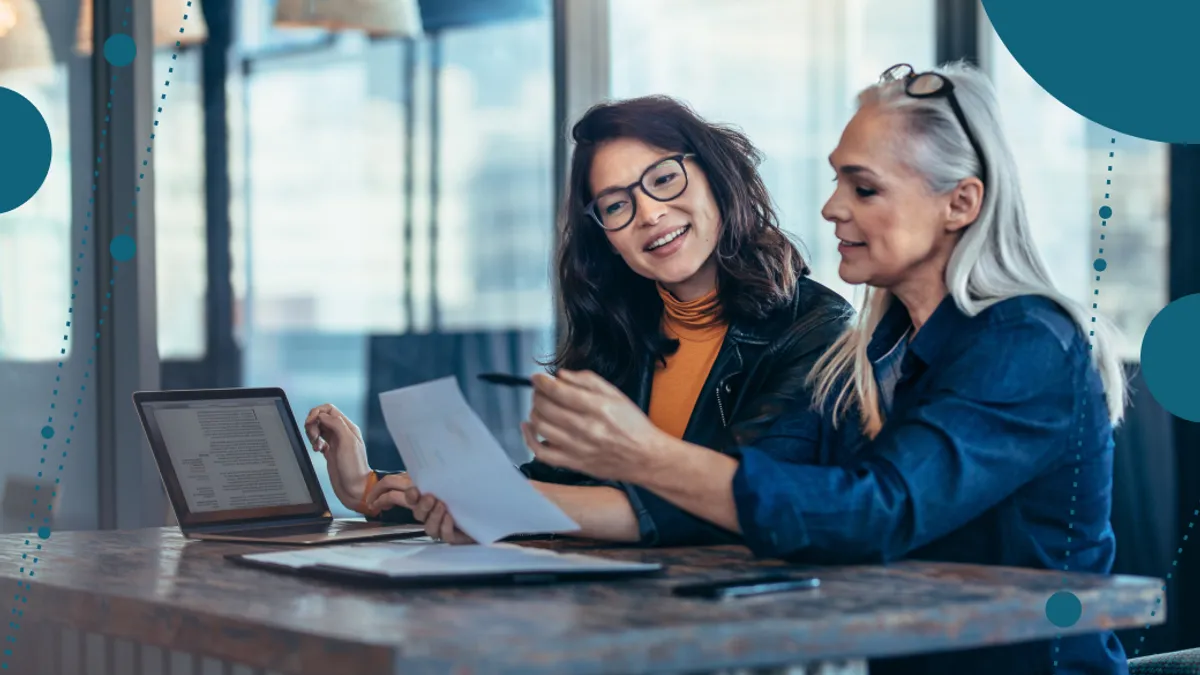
185 514 333 535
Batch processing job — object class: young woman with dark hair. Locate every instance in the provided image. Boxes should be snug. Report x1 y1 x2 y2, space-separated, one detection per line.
305 95 855 546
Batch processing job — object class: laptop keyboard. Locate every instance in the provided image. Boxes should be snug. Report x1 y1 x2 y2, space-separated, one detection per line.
228 520 383 539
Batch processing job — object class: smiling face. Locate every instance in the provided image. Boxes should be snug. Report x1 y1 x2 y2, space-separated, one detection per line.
821 104 979 296
588 137 721 301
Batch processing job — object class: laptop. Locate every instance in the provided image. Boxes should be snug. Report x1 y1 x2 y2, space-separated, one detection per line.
133 387 426 545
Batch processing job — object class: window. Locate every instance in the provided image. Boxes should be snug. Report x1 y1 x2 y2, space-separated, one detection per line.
228 1 556 513
154 48 207 360
609 0 938 304
983 24 1169 360
0 6 102 534
0 66 73 360
435 19 555 331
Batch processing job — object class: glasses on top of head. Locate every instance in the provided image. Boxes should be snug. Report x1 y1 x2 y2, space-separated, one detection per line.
880 63 988 186
584 153 696 231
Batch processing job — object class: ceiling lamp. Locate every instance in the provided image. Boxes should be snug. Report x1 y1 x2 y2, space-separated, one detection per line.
75 0 210 56
273 0 424 38
0 0 54 72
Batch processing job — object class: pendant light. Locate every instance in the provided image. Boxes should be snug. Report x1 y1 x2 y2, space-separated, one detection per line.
273 0 423 38
0 0 54 72
75 0 210 56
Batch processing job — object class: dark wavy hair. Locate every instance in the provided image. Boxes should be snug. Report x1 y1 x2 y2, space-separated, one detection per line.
548 95 807 389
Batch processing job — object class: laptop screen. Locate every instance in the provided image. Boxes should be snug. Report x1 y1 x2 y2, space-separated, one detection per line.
135 391 329 528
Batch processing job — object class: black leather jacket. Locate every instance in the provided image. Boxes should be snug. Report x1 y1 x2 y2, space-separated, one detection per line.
520 274 855 546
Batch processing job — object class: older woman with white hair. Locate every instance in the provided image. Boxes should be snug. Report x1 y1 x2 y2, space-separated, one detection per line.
513 61 1129 674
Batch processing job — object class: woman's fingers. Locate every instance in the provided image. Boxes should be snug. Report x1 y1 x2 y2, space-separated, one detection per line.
412 493 438 522
305 403 364 446
366 489 411 513
304 404 334 445
425 501 447 539
530 443 579 473
364 473 413 505
531 390 588 428
528 410 577 450
531 373 597 414
439 508 458 542
520 422 544 456
559 369 618 395
403 487 421 511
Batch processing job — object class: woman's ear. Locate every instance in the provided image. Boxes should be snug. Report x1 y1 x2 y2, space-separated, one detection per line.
946 177 984 232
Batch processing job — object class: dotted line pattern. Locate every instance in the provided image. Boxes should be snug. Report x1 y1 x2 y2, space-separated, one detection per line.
0 4 196 670
1131 509 1195 657
1086 140 1177 660
1050 137 1117 672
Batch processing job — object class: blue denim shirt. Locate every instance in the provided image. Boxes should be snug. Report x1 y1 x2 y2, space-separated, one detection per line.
730 294 1127 675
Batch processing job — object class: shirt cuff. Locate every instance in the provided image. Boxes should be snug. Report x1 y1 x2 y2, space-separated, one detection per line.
619 482 659 545
731 446 808 558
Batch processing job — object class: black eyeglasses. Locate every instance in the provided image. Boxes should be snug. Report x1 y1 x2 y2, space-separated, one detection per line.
880 64 988 186
584 153 696 231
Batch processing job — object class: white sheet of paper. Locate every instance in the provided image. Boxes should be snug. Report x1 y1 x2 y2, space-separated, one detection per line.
378 377 580 544
244 542 659 577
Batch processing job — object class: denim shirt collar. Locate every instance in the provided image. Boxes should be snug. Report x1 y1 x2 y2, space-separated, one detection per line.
867 294 971 367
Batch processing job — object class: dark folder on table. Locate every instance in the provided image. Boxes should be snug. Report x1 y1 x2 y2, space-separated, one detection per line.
227 540 662 586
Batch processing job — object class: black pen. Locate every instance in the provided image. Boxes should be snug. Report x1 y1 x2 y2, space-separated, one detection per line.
477 373 535 388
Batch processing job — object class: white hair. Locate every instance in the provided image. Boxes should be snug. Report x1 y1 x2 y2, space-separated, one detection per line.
809 61 1126 438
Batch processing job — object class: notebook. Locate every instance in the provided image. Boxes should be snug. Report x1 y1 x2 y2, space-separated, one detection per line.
228 541 663 586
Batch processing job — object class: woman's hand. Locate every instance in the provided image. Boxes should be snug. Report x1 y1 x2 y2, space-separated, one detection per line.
364 474 475 545
522 369 676 484
304 403 371 512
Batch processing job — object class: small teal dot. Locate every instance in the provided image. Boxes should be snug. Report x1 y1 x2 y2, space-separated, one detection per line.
1046 591 1083 628
1093 258 1107 272
36 527 50 540
39 426 53 440
0 87 53 214
103 34 137 67
110 234 136 261
1099 205 1113 219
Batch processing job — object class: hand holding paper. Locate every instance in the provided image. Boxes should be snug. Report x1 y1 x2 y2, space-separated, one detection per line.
378 377 579 545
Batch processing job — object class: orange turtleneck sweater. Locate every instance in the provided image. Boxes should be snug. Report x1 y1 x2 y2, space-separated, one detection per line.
649 285 729 440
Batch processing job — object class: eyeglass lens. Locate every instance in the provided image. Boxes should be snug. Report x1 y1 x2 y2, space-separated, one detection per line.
593 157 688 230
907 72 945 96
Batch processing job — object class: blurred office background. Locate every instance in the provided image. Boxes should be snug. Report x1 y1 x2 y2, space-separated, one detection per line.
0 0 1195 661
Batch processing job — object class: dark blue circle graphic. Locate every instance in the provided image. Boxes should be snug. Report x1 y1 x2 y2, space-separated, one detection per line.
0 87 52 215
103 34 137 67
1093 258 1108 272
40 426 54 440
110 235 137 261
1141 294 1200 422
1046 591 1083 628
1099 206 1113 220
981 1 1200 143
36 527 51 540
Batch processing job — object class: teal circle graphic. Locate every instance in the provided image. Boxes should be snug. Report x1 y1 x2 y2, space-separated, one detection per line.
1099 206 1113 220
39 426 54 440
36 527 50 540
103 34 137 67
0 87 52 215
980 1 1200 144
1141 294 1200 422
110 235 136 261
1046 591 1083 628
1093 258 1108 272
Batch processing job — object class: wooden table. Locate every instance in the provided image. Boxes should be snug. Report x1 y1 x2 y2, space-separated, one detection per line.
0 528 1164 675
